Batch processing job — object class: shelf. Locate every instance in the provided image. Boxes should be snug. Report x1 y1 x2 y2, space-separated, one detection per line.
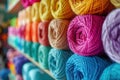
9 43 55 80
7 0 23 14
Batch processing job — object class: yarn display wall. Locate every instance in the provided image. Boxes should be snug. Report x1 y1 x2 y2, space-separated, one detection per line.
100 63 120 80
40 0 53 21
66 54 111 80
38 21 50 46
69 0 114 15
51 0 75 19
48 19 69 50
48 48 73 80
111 0 120 8
102 9 120 63
67 15 105 56
38 45 51 69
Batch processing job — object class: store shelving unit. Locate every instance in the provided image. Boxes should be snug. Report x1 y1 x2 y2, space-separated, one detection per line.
9 43 55 80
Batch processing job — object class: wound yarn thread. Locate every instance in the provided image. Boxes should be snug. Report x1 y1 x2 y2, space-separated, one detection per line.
67 15 105 56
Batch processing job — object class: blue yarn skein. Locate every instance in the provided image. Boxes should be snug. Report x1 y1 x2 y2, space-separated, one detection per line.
100 63 120 80
66 54 111 80
48 48 73 80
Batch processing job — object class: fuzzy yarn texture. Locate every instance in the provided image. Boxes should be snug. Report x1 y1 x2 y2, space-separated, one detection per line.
66 54 111 80
31 42 40 61
67 15 105 56
102 9 120 63
48 48 73 80
31 2 40 22
48 19 69 50
32 21 39 42
100 63 120 80
25 23 32 42
40 0 53 21
38 21 50 46
24 41 32 57
38 45 51 69
29 0 40 5
111 0 120 8
20 0 31 8
69 0 114 15
51 0 75 19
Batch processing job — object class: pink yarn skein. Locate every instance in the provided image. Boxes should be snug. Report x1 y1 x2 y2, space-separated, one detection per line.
67 15 105 56
29 0 40 5
20 0 31 8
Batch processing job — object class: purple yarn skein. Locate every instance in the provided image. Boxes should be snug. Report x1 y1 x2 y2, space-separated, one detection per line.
102 9 120 63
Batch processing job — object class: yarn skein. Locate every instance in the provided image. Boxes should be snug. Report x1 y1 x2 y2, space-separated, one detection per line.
38 45 51 69
25 23 32 41
51 0 75 19
24 41 32 57
26 6 32 23
31 2 40 22
111 0 120 8
69 0 114 15
48 48 73 80
31 42 40 61
66 54 111 80
38 21 50 46
29 0 40 5
40 0 53 21
102 9 120 63
48 19 69 50
67 15 105 56
100 63 120 80
32 21 39 42
20 0 31 8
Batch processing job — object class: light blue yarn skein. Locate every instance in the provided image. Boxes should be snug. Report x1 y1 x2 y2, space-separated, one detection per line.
48 48 73 80
66 54 111 80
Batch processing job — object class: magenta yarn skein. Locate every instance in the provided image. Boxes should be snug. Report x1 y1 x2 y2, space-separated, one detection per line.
20 0 31 8
67 15 105 56
29 0 40 5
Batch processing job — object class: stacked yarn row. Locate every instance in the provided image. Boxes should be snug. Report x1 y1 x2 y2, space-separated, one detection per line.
8 0 120 80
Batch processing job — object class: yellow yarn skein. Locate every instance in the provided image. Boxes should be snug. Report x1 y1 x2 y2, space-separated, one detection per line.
40 0 53 21
26 6 32 23
51 0 75 19
69 0 114 15
32 2 41 22
111 0 120 8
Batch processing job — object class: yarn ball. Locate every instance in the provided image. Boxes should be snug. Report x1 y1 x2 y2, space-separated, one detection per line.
0 69 10 80
32 21 39 42
29 68 54 80
13 55 29 75
69 0 114 15
31 2 40 22
48 48 73 80
40 0 53 21
102 9 120 63
16 75 23 80
20 0 31 8
22 63 37 80
100 63 120 80
38 21 50 46
31 42 40 61
24 41 32 56
48 19 69 50
111 0 120 8
25 6 32 23
38 45 51 69
29 0 40 5
51 0 75 19
66 54 111 80
25 23 32 42
67 15 105 56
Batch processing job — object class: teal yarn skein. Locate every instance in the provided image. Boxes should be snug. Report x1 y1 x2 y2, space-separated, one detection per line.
48 48 73 80
38 45 51 69
24 41 32 57
100 63 120 80
31 42 40 62
66 54 111 80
